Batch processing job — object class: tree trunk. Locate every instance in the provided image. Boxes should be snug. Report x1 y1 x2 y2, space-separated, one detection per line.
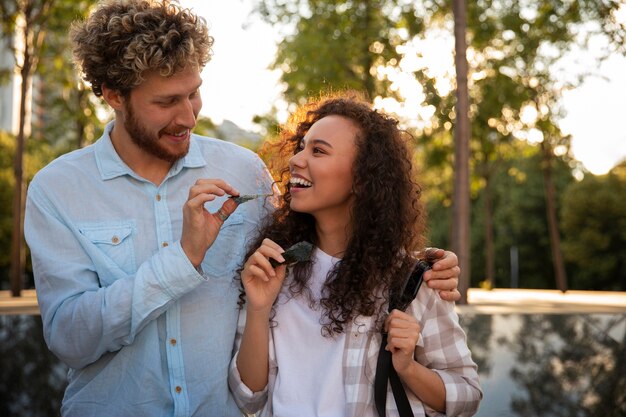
362 0 376 99
10 59 30 297
484 175 495 288
8 0 54 296
540 140 568 292
452 0 471 303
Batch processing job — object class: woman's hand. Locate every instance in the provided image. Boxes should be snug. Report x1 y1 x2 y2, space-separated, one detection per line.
241 238 287 314
384 309 421 374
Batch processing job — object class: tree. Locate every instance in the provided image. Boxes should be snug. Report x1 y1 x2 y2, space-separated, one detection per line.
416 0 624 290
451 0 471 303
561 162 626 291
255 0 425 105
254 0 626 291
485 143 574 289
34 0 101 152
0 0 55 296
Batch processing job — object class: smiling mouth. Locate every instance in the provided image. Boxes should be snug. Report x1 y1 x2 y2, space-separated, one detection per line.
289 177 312 188
164 129 189 139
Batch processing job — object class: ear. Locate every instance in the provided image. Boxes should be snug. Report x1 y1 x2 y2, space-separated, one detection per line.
101 84 125 111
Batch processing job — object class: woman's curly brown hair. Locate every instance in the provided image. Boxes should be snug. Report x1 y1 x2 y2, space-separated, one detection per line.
246 92 427 336
70 0 212 97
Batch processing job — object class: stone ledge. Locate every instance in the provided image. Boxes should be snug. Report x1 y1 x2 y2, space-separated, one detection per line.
2 288 625 316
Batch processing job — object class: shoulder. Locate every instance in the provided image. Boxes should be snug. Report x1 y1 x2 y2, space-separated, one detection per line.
30 144 96 186
192 134 262 163
407 285 457 323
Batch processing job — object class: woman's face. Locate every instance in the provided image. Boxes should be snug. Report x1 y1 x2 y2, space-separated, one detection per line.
288 115 359 224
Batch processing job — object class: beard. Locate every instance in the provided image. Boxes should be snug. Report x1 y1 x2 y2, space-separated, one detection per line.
124 102 190 164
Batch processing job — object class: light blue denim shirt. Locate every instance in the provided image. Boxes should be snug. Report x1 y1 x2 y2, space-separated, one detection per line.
24 122 275 417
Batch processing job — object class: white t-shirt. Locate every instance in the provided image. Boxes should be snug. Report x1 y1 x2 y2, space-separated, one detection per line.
272 248 347 417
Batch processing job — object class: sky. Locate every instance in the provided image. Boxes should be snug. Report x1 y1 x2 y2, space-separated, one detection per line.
181 0 626 176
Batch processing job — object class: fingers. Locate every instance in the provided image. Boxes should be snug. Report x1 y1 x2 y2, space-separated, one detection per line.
423 247 445 262
243 239 285 282
384 309 420 352
215 197 238 223
430 250 458 271
423 249 460 293
439 289 462 302
187 179 240 211
424 269 459 291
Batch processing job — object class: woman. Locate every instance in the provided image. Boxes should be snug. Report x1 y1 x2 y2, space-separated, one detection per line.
228 93 482 416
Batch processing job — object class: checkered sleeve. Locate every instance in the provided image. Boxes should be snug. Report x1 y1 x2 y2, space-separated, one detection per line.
228 306 271 414
412 288 483 416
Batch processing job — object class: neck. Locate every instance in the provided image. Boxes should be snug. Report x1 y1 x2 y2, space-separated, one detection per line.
110 122 173 185
314 214 352 258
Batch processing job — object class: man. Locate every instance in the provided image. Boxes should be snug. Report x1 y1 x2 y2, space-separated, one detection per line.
25 1 461 416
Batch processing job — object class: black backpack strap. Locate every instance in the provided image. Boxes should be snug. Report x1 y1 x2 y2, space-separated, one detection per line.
374 258 431 417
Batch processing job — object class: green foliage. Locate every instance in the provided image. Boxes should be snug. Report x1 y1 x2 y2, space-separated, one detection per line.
255 0 424 104
254 0 626 290
0 131 53 289
34 0 102 152
193 117 217 137
473 144 575 289
561 163 626 290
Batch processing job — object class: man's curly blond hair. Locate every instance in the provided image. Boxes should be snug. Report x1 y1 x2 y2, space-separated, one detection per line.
71 0 212 97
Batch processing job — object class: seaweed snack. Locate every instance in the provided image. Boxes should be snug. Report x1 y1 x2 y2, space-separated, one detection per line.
270 241 314 268
229 194 272 205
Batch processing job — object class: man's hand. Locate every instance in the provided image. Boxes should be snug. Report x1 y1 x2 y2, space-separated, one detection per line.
423 248 461 302
181 179 240 267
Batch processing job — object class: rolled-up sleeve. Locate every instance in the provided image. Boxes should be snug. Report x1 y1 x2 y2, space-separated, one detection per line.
25 179 204 369
228 306 276 414
412 289 483 416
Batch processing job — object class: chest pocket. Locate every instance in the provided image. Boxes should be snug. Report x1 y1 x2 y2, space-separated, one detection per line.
79 222 137 284
202 212 245 278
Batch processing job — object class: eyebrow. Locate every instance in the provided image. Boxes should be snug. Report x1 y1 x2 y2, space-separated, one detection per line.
302 138 334 148
154 81 203 100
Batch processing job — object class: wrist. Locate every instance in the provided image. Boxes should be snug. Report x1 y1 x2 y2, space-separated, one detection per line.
246 306 273 322
181 241 203 268
395 357 419 379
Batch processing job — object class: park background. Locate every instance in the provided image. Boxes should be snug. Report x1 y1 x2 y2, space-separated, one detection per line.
1 0 625 295
0 1 625 416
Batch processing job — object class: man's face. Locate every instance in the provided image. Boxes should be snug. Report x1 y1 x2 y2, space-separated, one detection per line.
121 66 203 163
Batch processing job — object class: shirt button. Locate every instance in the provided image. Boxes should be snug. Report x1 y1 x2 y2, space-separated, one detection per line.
156 194 162 201
162 242 169 248
175 386 182 393
111 236 120 244
170 338 177 346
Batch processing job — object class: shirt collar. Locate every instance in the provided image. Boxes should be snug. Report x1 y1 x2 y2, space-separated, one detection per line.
94 121 207 181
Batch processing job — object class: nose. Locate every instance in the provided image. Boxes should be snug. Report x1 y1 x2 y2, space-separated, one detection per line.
175 98 199 128
289 147 306 169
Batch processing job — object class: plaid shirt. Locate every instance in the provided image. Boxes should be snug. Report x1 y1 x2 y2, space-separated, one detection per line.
228 285 482 416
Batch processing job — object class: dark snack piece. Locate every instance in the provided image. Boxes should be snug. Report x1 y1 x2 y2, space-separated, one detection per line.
270 241 314 268
230 194 272 205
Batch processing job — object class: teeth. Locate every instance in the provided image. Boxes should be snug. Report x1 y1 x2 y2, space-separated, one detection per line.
290 177 312 187
168 130 187 137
